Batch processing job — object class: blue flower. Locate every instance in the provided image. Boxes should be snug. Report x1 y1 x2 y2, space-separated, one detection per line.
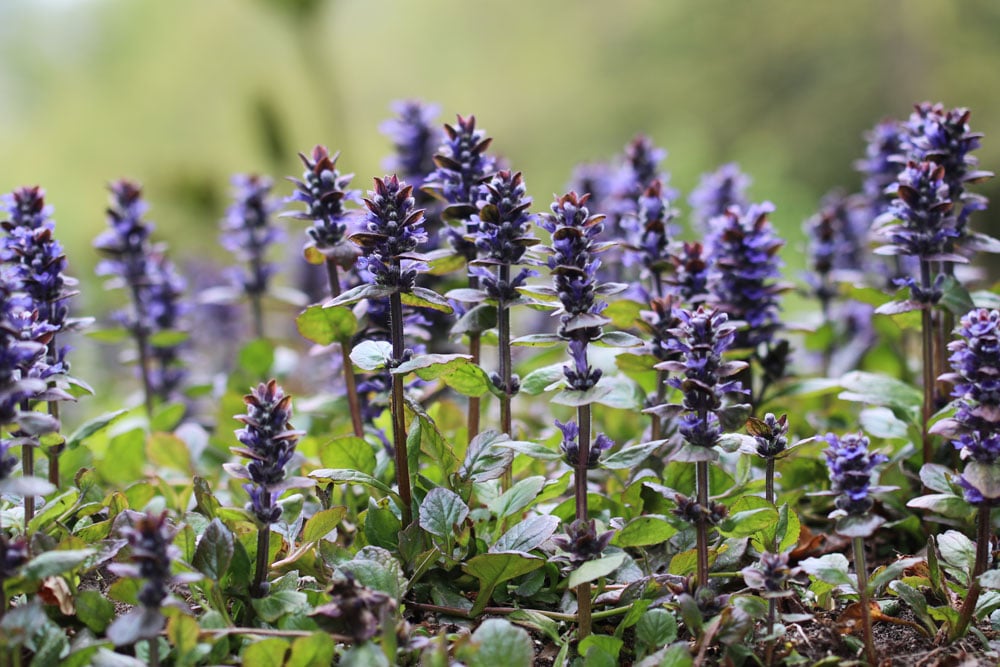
473 170 538 301
286 146 358 257
688 163 751 234
380 100 442 190
877 161 959 264
353 175 428 291
621 179 678 276
706 202 785 349
824 432 887 516
221 174 282 297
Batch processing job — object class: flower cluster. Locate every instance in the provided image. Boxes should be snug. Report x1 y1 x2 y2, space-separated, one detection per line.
115 511 179 609
903 103 991 231
228 380 304 524
666 242 711 305
353 176 428 292
638 296 682 363
221 174 282 297
688 163 751 233
608 135 670 222
747 412 789 459
824 432 887 517
0 534 28 583
380 100 441 191
311 573 397 643
659 306 747 451
938 309 1000 504
741 551 806 599
539 192 615 341
804 192 869 303
672 493 728 527
552 518 614 567
472 170 537 301
285 145 358 264
879 161 958 262
556 418 613 468
621 179 678 277
0 272 48 423
2 186 73 336
706 202 785 349
95 181 187 400
856 119 906 222
423 114 496 261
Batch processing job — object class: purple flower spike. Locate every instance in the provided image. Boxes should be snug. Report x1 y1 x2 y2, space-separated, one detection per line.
562 338 602 392
659 306 748 450
286 146 358 264
666 242 711 306
380 100 442 190
689 163 751 234
229 379 304 524
621 179 678 276
221 174 282 297
473 170 537 301
877 161 958 265
824 432 887 517
856 119 906 223
540 192 616 341
706 202 785 349
353 175 427 292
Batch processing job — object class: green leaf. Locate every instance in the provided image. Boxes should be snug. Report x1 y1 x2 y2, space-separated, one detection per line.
552 384 612 407
613 516 677 548
491 515 560 553
568 553 626 588
519 363 565 395
65 409 128 450
859 406 910 440
938 530 976 574
365 497 401 551
167 613 200 660
296 304 357 344
838 371 922 418
75 590 115 633
579 634 623 666
309 469 397 501
193 518 233 582
325 282 389 307
920 464 958 495
148 330 189 347
21 549 95 580
500 439 562 461
907 493 969 519
799 553 853 588
636 608 678 653
242 638 290 666
341 642 390 667
594 331 644 348
319 436 376 476
964 461 1000 501
340 547 406 599
603 300 642 329
488 476 545 519
303 507 347 542
419 487 470 538
394 354 491 397
251 590 309 623
602 441 661 469
462 552 544 617
87 327 130 343
238 339 275 377
350 340 394 371
452 304 497 335
940 275 976 316
401 286 454 313
468 619 534 667
147 432 192 472
458 430 515 483
511 333 563 347
286 633 336 667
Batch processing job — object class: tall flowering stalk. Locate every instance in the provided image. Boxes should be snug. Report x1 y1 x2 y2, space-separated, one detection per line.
342 175 435 526
285 146 365 437
380 100 441 199
226 380 305 597
424 115 496 439
470 170 536 440
2 186 75 489
95 181 186 417
706 202 787 406
933 308 1000 639
653 306 747 587
622 179 678 297
538 192 620 639
221 174 282 340
822 432 889 666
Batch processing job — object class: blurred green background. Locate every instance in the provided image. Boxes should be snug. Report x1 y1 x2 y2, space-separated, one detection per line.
2 0 999 311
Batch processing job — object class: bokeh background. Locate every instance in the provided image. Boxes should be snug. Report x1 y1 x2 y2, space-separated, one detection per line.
1 0 999 392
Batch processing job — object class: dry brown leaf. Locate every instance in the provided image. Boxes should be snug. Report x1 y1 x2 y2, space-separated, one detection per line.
39 576 75 615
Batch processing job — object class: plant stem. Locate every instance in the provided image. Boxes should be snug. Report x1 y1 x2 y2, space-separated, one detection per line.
405 600 634 623
325 260 364 438
920 260 935 467
695 459 710 589
128 283 156 419
20 399 34 528
467 273 482 441
497 265 515 489
852 536 877 667
576 401 592 640
148 637 160 667
45 337 62 489
765 458 775 507
951 506 992 640
251 520 271 599
650 369 666 441
389 291 413 526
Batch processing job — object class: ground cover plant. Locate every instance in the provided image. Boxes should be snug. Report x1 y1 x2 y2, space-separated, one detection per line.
2 99 1000 666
